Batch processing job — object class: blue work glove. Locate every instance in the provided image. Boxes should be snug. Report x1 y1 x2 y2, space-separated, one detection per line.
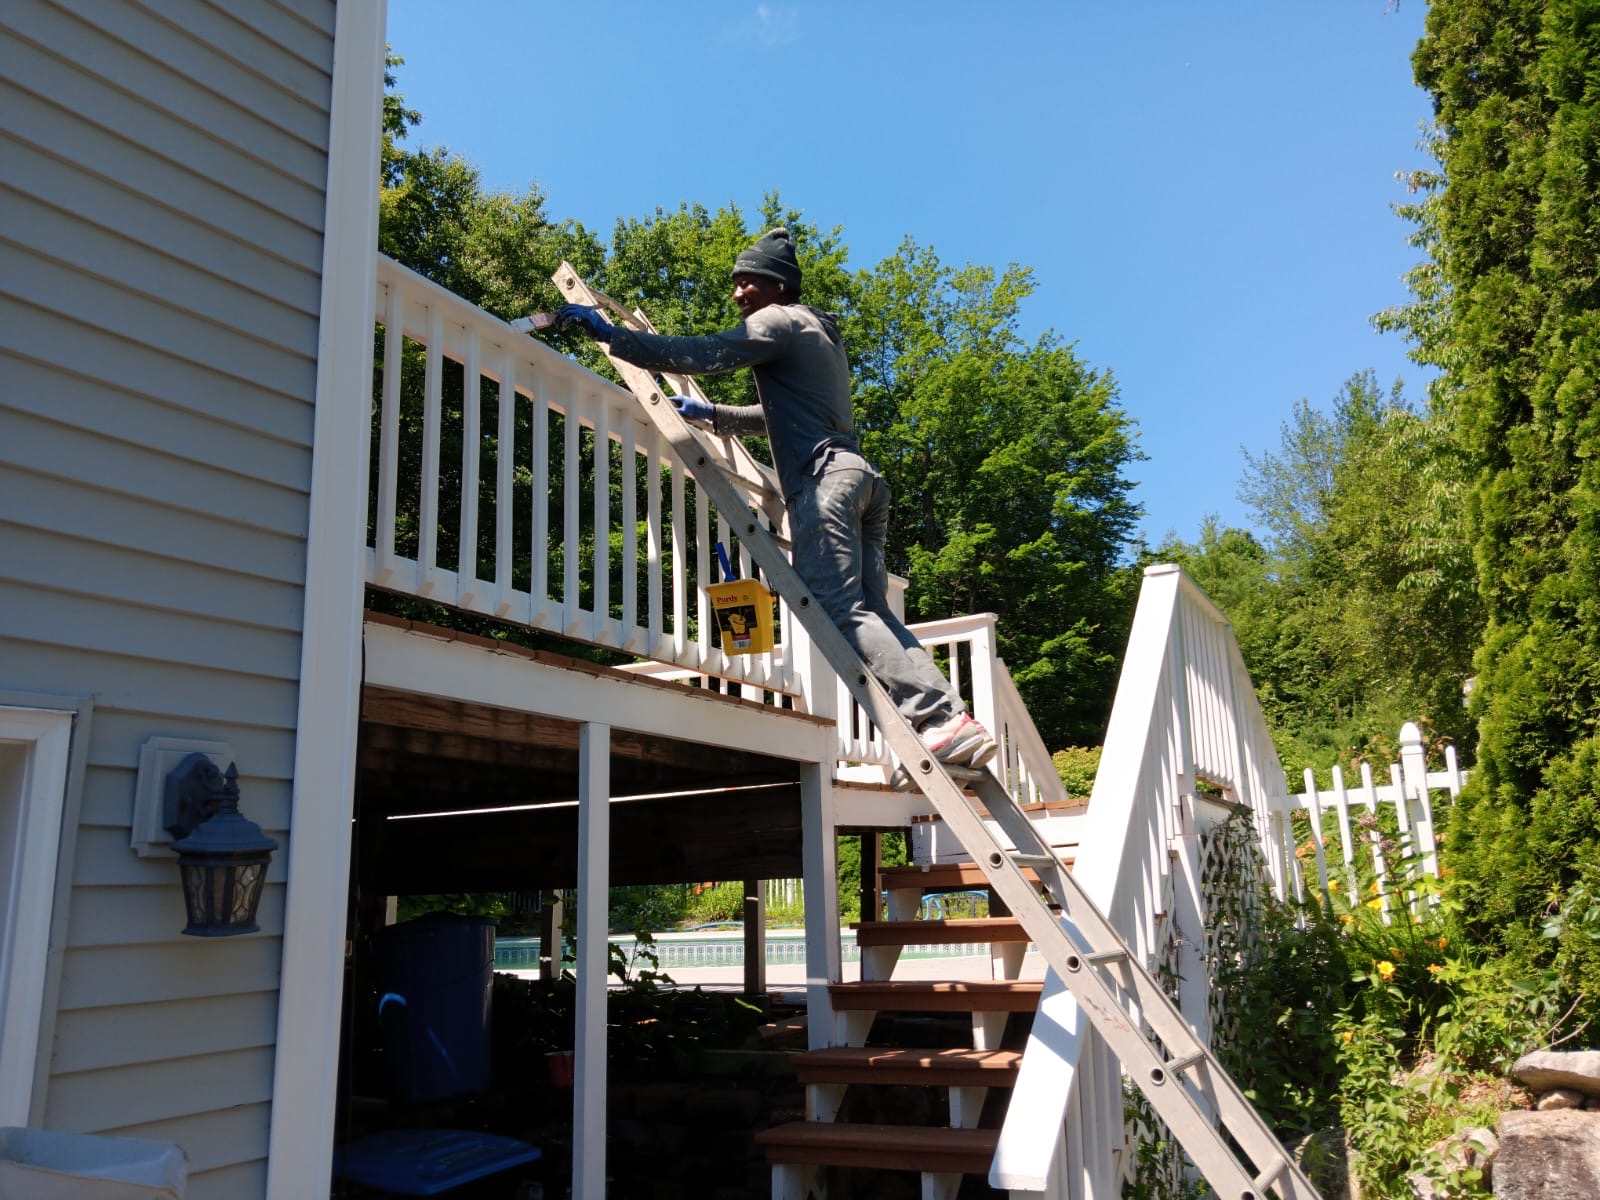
551 304 614 341
670 392 715 427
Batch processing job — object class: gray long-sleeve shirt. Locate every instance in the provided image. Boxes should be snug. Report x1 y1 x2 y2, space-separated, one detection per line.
605 303 865 501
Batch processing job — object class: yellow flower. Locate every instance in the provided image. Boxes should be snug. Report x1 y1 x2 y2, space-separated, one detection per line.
1366 898 1384 910
1375 960 1396 980
1437 936 1448 950
1328 878 1340 892
1427 963 1442 976
1338 913 1354 925
1340 1029 1355 1044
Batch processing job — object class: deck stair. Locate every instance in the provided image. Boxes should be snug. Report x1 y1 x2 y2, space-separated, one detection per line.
546 264 1324 1200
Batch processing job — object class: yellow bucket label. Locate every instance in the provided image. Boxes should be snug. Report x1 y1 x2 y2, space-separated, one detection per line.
705 579 775 656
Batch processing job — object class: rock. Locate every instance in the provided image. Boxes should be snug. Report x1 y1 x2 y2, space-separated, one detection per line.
1495 1110 1600 1198
1407 1127 1497 1199
1512 1050 1600 1099
1538 1087 1588 1111
1290 1125 1354 1200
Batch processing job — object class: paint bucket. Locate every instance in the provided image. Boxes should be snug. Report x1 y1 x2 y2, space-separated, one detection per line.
705 578 775 655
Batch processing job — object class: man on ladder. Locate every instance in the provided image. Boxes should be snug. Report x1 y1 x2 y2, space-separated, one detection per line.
554 226 997 771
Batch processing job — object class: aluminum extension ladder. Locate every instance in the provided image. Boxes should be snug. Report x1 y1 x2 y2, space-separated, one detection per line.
539 262 1324 1200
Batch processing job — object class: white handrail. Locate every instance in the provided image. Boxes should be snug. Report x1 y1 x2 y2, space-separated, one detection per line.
993 564 1292 1197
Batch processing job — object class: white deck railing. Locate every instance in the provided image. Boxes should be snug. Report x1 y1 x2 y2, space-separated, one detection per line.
993 564 1292 1197
368 256 1068 802
369 255 796 694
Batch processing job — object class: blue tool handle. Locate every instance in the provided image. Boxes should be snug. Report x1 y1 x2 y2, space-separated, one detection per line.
715 542 737 582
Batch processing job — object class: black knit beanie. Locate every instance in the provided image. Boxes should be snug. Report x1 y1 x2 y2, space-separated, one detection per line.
732 227 802 295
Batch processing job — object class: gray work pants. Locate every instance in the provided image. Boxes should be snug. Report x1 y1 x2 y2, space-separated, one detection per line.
788 465 965 731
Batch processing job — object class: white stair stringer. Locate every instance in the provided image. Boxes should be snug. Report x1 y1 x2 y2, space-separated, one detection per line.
544 264 1323 1200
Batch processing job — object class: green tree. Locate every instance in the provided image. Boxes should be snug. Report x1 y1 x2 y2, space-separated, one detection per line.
1390 0 1600 991
1158 370 1480 773
849 240 1144 748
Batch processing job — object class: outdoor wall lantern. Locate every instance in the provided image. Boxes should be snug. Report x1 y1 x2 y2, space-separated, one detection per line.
163 753 277 937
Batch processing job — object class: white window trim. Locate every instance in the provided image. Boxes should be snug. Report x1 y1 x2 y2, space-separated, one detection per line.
0 706 74 1126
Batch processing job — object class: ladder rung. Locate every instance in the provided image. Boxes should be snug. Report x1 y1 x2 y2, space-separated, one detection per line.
1081 949 1128 966
1004 851 1056 868
1150 1050 1208 1086
1252 1156 1287 1193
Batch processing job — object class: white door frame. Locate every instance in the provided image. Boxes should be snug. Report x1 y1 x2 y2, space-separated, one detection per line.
0 705 75 1125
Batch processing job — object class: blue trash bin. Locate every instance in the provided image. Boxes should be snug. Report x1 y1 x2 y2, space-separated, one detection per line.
376 914 496 1104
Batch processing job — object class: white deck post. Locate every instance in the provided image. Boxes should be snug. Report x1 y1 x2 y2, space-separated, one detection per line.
743 879 767 997
800 759 841 1048
573 723 610 1200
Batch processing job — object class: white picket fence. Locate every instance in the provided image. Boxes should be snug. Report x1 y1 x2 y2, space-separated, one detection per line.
1278 722 1466 919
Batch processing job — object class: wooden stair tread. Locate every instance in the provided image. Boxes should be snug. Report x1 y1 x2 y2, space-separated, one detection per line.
878 863 1039 890
794 1046 1022 1086
853 918 1030 946
755 1121 1000 1173
829 979 1043 1012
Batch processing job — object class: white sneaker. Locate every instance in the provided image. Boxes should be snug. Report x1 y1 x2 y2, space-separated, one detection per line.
918 712 998 769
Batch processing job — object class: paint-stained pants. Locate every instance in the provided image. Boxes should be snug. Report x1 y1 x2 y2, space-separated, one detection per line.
788 465 965 731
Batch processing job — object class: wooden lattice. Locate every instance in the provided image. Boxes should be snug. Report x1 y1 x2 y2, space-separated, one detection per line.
1122 804 1271 1197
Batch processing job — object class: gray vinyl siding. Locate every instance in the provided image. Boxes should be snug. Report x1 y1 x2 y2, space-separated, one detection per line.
0 1 333 1195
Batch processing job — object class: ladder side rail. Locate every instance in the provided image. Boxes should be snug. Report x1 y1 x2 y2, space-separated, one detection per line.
962 774 1318 1200
992 567 1323 1199
947 680 1302 1194
549 264 1318 1198
970 767 1322 1199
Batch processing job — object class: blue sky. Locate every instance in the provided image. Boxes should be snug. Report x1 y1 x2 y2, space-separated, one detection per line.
384 2 1436 548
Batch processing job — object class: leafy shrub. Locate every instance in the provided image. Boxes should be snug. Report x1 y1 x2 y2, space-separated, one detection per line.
1212 895 1347 1137
1051 745 1101 796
